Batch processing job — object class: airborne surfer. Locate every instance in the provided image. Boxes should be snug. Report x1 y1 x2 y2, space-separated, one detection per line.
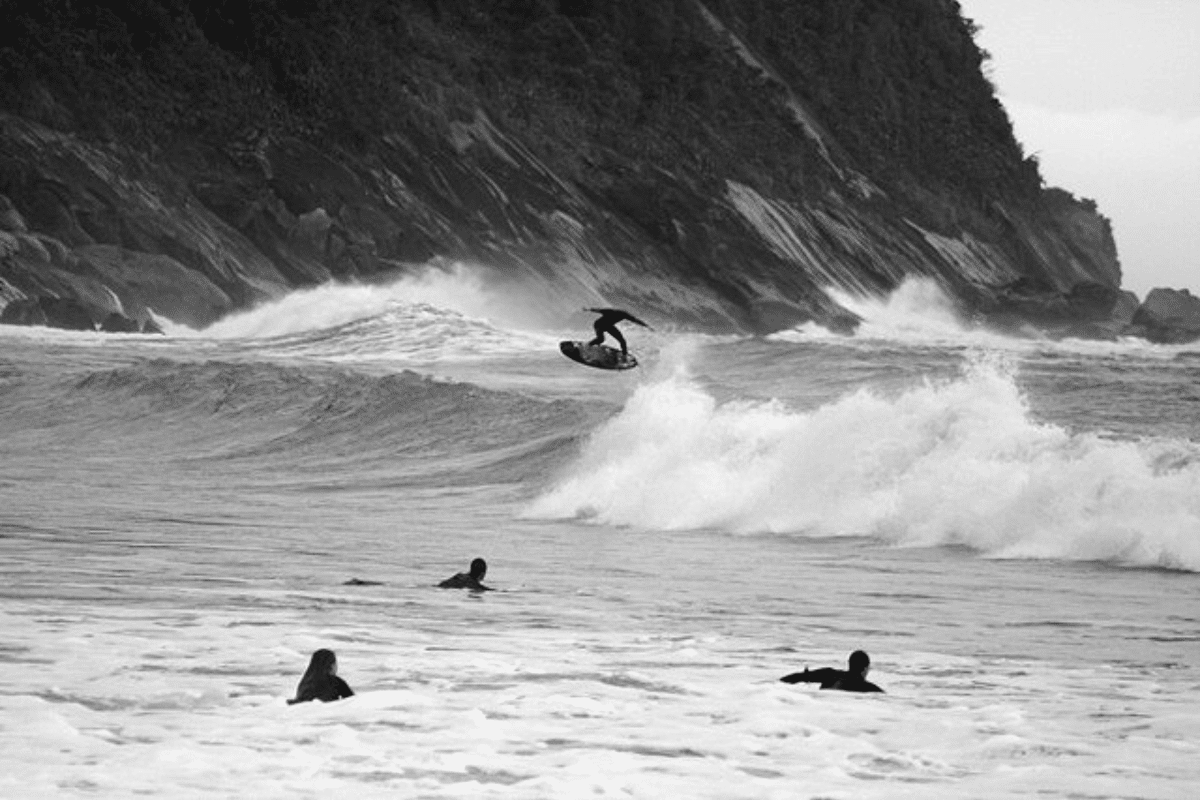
780 650 884 693
586 307 649 356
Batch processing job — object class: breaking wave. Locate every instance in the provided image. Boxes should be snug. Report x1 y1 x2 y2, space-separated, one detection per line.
193 262 567 340
528 354 1200 570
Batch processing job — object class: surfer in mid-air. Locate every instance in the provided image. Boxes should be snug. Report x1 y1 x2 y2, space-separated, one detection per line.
780 650 884 693
586 307 649 356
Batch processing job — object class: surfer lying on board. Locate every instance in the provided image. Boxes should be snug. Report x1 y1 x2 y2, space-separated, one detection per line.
586 308 649 356
288 648 355 704
780 650 884 693
439 557 492 591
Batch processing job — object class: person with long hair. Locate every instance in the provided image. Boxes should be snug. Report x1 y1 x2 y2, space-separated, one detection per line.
288 649 355 704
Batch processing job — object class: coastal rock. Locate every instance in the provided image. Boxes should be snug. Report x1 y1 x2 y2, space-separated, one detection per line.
36 297 96 330
1129 288 1200 344
1111 290 1141 327
0 194 27 232
0 3 1131 338
0 276 24 307
0 296 95 330
99 312 141 333
74 244 233 329
0 297 44 326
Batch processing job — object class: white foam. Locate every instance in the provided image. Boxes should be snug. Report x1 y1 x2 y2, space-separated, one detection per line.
196 262 560 340
833 278 976 341
771 277 1200 358
2 599 1195 799
528 354 1200 570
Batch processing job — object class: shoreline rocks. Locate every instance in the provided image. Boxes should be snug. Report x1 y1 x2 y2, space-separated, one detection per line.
1127 288 1200 344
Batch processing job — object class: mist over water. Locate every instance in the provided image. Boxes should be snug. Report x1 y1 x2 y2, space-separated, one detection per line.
2 270 1198 797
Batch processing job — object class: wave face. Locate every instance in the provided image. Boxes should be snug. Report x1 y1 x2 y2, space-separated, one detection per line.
4 358 588 497
5 274 1199 570
4 277 1198 800
528 355 1200 570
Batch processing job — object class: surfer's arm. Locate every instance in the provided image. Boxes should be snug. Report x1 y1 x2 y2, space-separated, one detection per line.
780 667 840 684
334 677 354 698
585 307 650 327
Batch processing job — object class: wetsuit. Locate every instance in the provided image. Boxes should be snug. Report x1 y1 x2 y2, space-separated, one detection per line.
587 308 648 356
439 558 491 591
780 667 883 693
289 675 354 704
438 572 491 591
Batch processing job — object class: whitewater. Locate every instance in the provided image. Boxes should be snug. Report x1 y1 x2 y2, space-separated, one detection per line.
1 268 1198 799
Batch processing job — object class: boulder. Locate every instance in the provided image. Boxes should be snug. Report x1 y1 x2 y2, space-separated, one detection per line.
38 296 96 330
74 244 234 329
0 298 45 326
1130 287 1200 344
0 295 95 330
99 312 141 333
1110 290 1140 327
1050 287 1142 340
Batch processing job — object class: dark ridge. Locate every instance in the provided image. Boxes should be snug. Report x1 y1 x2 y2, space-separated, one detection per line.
0 0 1148 339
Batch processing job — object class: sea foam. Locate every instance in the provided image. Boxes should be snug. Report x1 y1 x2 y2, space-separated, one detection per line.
196 262 561 340
528 355 1200 570
774 277 1200 358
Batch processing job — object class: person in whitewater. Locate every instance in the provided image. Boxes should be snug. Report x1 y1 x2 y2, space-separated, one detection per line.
439 557 492 591
586 307 650 356
780 649 884 693
288 648 355 704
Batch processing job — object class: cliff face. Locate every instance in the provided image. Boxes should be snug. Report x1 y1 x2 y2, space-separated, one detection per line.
0 0 1125 335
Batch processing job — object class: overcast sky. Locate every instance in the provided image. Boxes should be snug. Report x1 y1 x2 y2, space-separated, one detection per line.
956 0 1200 296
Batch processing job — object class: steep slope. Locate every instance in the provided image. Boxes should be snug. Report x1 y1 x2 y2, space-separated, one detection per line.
0 0 1124 335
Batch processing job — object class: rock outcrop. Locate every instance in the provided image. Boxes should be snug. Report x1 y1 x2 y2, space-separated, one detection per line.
0 1 1134 338
0 295 96 330
1128 288 1200 344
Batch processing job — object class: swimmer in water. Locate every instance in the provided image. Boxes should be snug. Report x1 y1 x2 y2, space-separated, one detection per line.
586 307 649 356
439 557 492 591
780 649 884 693
288 648 354 704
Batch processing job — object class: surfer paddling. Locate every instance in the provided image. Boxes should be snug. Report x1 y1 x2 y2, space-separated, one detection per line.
586 307 649 356
439 557 492 591
780 650 884 693
288 649 355 704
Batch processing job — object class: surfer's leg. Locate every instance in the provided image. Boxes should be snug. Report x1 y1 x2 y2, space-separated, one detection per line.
589 319 607 347
610 326 627 355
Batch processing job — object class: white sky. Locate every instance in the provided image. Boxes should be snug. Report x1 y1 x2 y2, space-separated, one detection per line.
956 0 1200 296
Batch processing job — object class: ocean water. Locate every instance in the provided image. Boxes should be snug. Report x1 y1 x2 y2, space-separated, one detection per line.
2 269 1198 799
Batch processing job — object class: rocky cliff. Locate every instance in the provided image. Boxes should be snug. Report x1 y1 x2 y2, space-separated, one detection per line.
0 0 1133 336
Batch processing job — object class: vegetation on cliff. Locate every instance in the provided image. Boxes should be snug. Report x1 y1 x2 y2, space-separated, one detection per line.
2 0 1039 214
1 0 1129 337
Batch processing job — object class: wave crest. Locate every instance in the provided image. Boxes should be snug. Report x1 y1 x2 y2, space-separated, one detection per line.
194 262 563 340
527 356 1200 570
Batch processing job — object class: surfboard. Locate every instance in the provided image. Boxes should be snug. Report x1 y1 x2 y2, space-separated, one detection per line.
559 340 638 370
